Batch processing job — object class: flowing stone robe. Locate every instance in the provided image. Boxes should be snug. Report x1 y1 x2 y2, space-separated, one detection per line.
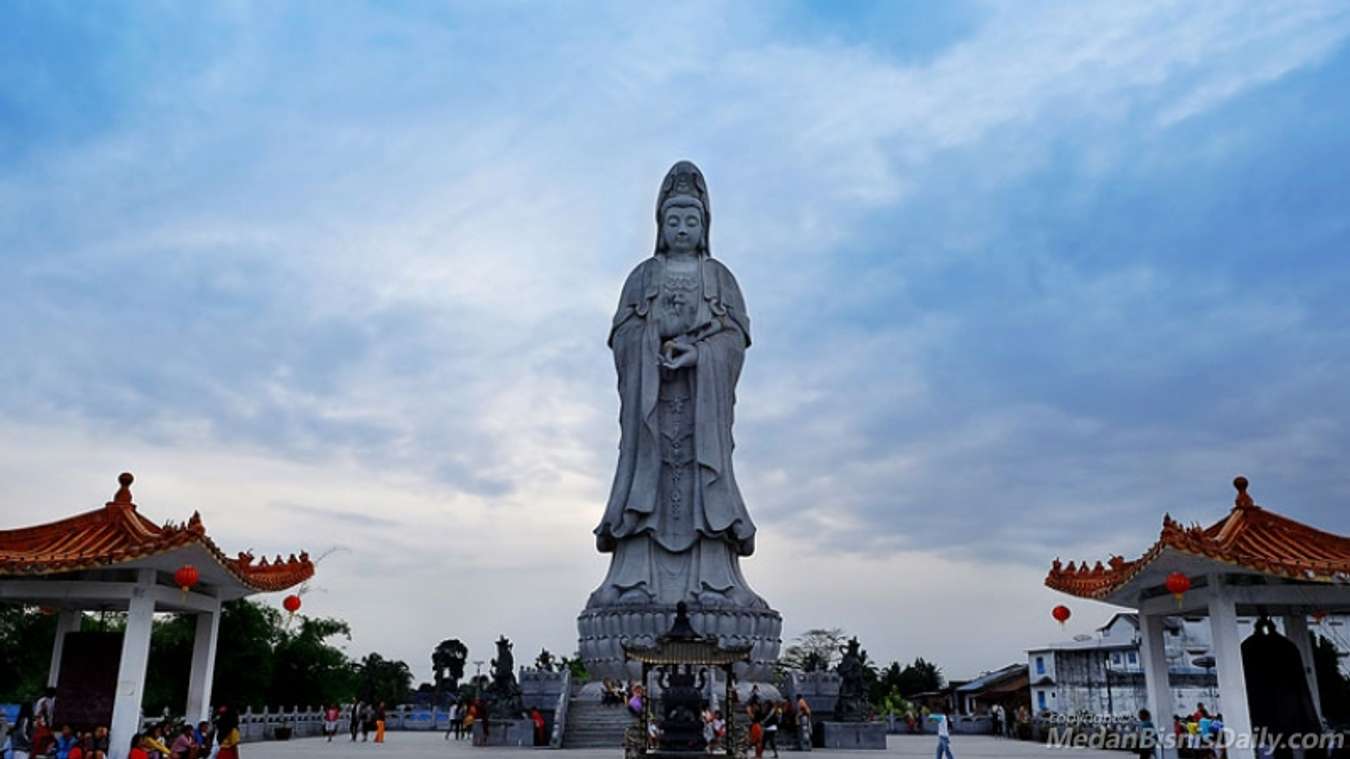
589 254 766 609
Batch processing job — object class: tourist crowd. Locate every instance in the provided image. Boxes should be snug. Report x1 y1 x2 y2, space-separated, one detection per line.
1167 703 1227 758
0 690 244 759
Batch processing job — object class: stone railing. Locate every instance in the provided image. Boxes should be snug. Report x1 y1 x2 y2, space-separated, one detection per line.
548 668 572 748
137 705 462 743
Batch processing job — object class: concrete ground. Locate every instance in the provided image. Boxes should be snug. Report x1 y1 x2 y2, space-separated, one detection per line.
257 733 1121 758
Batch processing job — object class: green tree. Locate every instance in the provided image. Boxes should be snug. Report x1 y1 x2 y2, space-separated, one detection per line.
210 600 283 709
270 616 359 708
432 638 469 694
357 652 413 706
144 614 195 715
779 628 846 673
557 652 589 684
896 657 944 696
0 605 59 703
4 600 376 713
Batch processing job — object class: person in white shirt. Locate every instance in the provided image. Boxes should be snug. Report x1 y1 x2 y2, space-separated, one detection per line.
34 689 56 726
928 713 955 759
444 703 458 740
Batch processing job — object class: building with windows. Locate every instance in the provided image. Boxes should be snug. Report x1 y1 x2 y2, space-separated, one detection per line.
1028 612 1219 718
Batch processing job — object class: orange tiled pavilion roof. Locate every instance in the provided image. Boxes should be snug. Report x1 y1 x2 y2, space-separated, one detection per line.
0 472 313 593
1046 476 1350 600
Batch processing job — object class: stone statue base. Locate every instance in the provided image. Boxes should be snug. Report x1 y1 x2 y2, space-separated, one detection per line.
470 719 535 747
820 722 887 749
576 603 782 682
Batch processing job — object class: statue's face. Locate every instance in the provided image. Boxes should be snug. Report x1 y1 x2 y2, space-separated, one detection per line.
662 204 703 254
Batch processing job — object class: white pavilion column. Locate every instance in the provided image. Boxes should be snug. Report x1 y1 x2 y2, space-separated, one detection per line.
1283 614 1323 725
110 571 156 759
1138 610 1176 759
47 609 82 687
185 598 222 724
1208 578 1255 759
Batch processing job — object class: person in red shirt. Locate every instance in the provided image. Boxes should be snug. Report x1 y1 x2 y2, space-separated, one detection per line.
128 734 150 759
530 708 546 746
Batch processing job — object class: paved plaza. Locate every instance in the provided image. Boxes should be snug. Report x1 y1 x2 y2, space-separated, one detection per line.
258 733 1119 759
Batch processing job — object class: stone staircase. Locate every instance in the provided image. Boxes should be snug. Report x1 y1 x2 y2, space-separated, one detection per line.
563 700 638 749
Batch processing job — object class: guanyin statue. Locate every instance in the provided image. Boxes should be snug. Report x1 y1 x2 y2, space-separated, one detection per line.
577 161 781 682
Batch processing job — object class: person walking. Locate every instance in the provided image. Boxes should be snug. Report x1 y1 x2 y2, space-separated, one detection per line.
748 705 765 759
373 703 387 744
795 695 812 752
215 705 240 759
1135 709 1155 759
444 702 458 740
929 712 955 759
349 702 362 742
763 703 781 759
462 702 476 743
323 705 340 742
360 702 374 742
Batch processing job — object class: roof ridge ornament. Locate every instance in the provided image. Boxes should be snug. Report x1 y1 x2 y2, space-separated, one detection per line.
1234 475 1255 510
109 472 135 508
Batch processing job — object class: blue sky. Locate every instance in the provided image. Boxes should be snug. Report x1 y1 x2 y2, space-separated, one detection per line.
4 1 1350 682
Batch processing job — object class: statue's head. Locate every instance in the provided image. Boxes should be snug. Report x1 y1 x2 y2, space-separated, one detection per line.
655 160 711 257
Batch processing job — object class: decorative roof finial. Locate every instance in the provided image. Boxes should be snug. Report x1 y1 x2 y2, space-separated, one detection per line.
1234 475 1254 509
112 472 135 506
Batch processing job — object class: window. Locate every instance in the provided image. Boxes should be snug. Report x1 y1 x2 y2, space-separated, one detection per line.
1036 656 1045 674
1128 651 1137 665
1037 691 1046 711
1111 653 1121 666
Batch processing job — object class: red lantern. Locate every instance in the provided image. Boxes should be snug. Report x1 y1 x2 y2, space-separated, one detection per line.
283 594 302 614
1165 572 1191 606
1052 605 1071 626
175 564 200 593
1312 610 1328 625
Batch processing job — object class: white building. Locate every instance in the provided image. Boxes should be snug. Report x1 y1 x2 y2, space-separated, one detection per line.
1030 612 1217 719
1029 612 1349 720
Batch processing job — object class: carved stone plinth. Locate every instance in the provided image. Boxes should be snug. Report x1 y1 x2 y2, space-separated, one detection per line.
820 722 887 750
576 604 782 682
471 719 535 747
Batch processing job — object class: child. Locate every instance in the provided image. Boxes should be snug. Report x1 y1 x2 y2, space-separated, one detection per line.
1135 709 1155 759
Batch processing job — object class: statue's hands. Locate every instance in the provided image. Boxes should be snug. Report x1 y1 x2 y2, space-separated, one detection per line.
663 342 698 370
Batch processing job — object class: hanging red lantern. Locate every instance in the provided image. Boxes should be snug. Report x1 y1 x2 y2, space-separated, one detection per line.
1312 610 1328 625
283 594 302 614
1052 605 1071 626
1165 572 1191 606
174 564 200 593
